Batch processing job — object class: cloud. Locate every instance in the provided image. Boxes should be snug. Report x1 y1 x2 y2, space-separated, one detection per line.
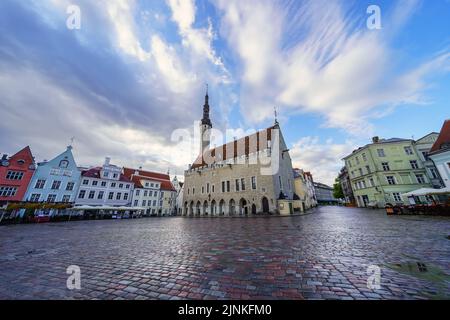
216 0 450 136
290 136 356 186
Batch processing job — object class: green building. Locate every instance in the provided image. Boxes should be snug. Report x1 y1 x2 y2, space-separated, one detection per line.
342 137 431 208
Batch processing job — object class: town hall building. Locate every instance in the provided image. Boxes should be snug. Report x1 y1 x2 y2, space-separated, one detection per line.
182 91 296 216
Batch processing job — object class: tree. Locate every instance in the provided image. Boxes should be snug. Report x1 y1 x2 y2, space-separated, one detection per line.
333 178 344 199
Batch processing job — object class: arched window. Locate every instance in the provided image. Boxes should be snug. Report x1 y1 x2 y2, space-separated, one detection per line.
59 160 69 168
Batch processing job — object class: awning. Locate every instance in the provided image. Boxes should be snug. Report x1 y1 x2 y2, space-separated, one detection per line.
72 205 146 211
402 187 450 197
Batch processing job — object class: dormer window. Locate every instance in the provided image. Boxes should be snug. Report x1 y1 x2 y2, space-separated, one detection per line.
103 172 109 178
59 160 69 168
17 160 25 165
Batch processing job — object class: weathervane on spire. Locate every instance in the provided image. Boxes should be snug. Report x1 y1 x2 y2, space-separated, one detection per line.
274 106 279 125
70 136 75 146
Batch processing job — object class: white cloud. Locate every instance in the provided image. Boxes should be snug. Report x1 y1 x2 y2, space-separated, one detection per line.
217 0 450 136
290 136 356 186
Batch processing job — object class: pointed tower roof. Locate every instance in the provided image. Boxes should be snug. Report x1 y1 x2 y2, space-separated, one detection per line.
201 84 212 127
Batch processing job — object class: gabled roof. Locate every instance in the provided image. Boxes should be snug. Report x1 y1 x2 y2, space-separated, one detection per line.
82 167 131 182
191 125 276 169
430 120 450 154
123 167 175 192
8 146 34 164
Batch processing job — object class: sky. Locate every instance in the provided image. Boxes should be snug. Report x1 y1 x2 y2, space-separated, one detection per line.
0 0 449 186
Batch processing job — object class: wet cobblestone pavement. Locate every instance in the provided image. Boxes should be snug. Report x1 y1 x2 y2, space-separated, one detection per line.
0 206 449 300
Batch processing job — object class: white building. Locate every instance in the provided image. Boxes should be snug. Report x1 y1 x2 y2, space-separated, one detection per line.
172 176 184 216
414 132 444 188
429 120 450 188
75 157 133 207
124 167 177 216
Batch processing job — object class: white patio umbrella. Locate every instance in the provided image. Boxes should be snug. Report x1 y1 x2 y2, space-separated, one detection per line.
402 187 450 197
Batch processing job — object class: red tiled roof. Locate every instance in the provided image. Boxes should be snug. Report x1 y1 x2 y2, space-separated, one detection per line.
123 167 170 181
124 168 175 192
430 120 450 154
191 125 276 169
81 167 131 183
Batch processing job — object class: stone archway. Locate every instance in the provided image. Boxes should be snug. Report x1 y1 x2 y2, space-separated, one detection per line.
196 201 201 216
183 202 188 216
210 200 217 216
219 199 225 216
239 198 248 215
251 204 257 215
262 197 269 213
203 201 209 216
229 199 236 216
189 201 194 216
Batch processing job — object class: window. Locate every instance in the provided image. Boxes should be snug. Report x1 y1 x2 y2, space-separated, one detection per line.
103 171 109 178
241 178 245 191
377 149 385 157
393 192 402 202
145 182 149 187
98 191 104 199
108 192 114 200
222 181 225 193
35 179 46 189
66 182 75 191
88 191 95 199
422 152 429 160
144 190 148 197
47 194 57 202
149 191 153 197
142 200 146 206
78 190 86 199
202 186 205 194
207 183 210 193
153 200 156 206
362 181 366 188
362 153 367 161
404 146 413 155
382 162 390 171
429 168 438 179
369 177 375 187
251 176 257 190
386 176 396 185
82 179 89 185
113 173 118 178
111 182 116 188
59 160 69 168
135 189 140 196
366 165 371 174
51 180 61 190
30 193 40 202
410 160 419 169
126 184 130 189
235 179 240 192
359 168 363 176
101 181 107 187
227 181 231 192
92 180 98 186
6 171 23 180
124 193 128 200
119 183 123 188
415 174 426 184
116 193 122 200
134 200 138 206
0 186 17 197
355 157 360 165
62 195 71 203
212 185 215 193
192 188 195 195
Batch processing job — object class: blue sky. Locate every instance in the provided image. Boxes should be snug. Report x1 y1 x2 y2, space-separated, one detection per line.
0 0 449 185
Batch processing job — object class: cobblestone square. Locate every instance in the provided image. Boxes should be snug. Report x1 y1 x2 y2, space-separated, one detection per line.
0 206 449 300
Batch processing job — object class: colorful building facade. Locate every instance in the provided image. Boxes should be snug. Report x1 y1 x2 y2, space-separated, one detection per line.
343 137 432 208
0 146 36 205
23 146 81 215
429 120 450 188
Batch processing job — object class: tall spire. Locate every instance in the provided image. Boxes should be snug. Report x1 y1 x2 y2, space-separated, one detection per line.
201 84 212 127
274 106 279 126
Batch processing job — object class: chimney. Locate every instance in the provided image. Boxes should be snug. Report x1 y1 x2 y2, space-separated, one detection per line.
1 154 7 161
104 157 111 166
372 136 379 143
